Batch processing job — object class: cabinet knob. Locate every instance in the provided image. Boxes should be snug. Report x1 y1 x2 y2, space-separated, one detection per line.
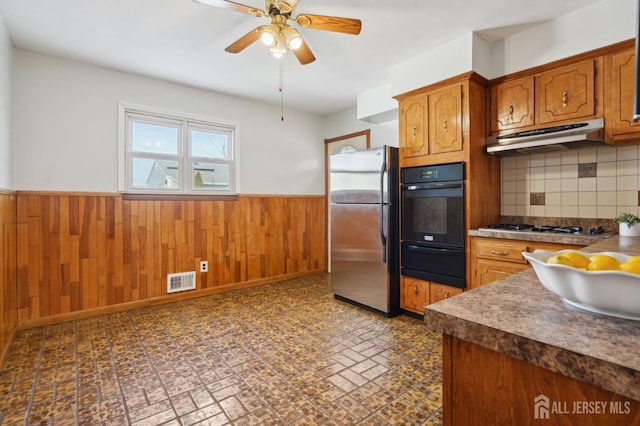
444 291 450 298
490 250 509 256
444 120 449 132
414 283 419 296
412 126 417 138
562 91 569 107
508 105 514 116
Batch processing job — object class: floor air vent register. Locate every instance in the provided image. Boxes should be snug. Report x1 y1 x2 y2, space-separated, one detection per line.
167 271 196 293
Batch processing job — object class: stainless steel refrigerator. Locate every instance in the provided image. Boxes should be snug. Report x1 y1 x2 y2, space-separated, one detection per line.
329 145 400 316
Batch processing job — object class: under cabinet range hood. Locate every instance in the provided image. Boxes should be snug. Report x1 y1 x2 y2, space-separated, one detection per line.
486 118 607 156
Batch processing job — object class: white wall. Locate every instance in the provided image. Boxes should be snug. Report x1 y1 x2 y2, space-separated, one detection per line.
383 0 637 98
12 50 326 195
323 108 399 149
391 33 475 97
0 16 11 190
490 0 636 77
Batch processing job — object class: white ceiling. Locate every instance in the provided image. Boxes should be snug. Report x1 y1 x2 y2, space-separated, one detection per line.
0 0 604 117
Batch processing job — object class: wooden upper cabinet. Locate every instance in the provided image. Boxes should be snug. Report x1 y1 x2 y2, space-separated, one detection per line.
429 84 463 154
605 47 640 142
399 94 427 158
490 76 534 133
536 59 600 125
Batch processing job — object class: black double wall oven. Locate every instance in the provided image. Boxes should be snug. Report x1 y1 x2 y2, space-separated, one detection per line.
401 162 465 289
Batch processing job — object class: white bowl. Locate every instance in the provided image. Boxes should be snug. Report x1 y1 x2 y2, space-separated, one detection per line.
522 250 640 321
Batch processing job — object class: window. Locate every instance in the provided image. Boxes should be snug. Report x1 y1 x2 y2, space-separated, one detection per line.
119 104 237 195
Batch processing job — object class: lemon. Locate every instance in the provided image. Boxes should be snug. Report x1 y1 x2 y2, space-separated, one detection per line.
561 251 590 268
588 254 620 264
620 261 640 274
586 254 620 271
546 254 575 267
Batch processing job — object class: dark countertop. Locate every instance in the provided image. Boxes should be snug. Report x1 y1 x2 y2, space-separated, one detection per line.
424 235 640 401
468 227 614 246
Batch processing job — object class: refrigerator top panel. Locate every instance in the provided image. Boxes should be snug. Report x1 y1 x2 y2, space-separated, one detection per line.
330 147 387 204
330 146 385 173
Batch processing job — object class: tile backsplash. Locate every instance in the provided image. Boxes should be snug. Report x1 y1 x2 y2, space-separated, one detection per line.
501 145 640 219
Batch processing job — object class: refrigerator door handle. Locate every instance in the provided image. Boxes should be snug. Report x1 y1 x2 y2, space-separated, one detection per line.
379 149 387 263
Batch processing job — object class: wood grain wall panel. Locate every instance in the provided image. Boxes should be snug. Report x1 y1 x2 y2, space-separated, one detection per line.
15 193 327 324
0 192 18 363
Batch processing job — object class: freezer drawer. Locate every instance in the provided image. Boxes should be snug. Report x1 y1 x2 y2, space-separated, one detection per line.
330 203 390 313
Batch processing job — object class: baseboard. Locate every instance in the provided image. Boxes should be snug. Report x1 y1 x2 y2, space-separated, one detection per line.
0 325 18 367
17 270 325 330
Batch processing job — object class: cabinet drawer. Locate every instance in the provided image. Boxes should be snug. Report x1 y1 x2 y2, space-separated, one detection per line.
430 283 463 303
476 241 530 263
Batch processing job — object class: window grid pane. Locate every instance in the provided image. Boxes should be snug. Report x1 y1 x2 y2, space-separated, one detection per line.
190 128 230 160
131 157 181 190
191 161 231 192
130 121 179 155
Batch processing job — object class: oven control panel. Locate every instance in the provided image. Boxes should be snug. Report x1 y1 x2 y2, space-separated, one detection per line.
401 161 464 183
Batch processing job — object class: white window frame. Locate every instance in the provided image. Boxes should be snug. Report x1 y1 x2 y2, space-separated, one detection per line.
118 102 239 195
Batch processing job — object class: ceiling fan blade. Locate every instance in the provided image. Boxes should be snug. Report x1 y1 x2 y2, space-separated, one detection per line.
292 38 316 65
193 0 265 17
295 14 361 35
225 26 265 53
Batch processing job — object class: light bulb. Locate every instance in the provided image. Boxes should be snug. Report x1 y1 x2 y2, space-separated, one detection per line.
260 31 276 47
288 35 302 50
283 26 303 50
271 51 284 58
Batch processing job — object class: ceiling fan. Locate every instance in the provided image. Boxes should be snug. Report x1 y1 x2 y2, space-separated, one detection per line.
193 0 362 65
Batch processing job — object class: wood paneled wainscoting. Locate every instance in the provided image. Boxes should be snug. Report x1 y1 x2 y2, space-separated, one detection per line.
16 193 327 327
0 190 17 364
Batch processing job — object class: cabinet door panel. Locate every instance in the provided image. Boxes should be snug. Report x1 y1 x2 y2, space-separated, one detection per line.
400 276 429 314
537 60 597 124
400 96 427 158
609 49 640 136
490 77 535 133
473 259 530 289
429 85 463 154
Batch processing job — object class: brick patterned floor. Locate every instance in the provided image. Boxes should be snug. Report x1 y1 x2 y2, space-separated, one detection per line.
0 274 443 425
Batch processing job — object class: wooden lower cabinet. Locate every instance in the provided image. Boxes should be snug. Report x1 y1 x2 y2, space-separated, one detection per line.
442 335 640 426
400 276 462 314
401 276 430 314
470 237 584 289
430 282 463 304
474 259 530 287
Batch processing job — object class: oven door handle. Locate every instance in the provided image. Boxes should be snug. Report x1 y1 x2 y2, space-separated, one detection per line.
404 182 462 191
405 244 464 254
379 149 387 263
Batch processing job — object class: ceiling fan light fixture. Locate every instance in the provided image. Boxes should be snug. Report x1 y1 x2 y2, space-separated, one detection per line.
283 25 302 50
260 24 279 47
260 31 276 47
270 36 287 58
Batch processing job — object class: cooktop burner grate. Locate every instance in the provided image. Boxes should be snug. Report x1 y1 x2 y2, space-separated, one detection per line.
487 223 533 230
485 223 606 235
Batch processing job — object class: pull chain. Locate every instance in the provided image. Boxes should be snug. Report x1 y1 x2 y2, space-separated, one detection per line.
279 59 284 121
